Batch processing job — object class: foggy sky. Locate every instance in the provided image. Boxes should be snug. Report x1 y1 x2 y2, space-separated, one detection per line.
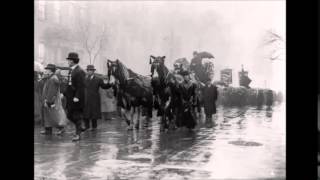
44 1 286 92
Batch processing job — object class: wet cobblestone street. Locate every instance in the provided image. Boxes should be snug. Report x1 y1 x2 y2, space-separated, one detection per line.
35 104 285 180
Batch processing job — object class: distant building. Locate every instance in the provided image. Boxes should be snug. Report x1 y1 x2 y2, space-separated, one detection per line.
220 68 232 85
34 1 107 73
238 65 251 88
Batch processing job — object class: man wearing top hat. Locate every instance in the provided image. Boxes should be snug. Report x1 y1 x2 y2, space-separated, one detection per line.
83 65 113 131
63 52 86 141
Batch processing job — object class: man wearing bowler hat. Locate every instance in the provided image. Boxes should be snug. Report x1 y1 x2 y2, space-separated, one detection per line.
83 65 113 131
64 52 86 141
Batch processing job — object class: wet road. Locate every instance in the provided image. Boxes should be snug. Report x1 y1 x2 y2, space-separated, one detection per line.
34 104 285 180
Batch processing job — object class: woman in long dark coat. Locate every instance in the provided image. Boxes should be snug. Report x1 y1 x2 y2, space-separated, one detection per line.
83 65 113 131
177 71 197 130
202 78 218 125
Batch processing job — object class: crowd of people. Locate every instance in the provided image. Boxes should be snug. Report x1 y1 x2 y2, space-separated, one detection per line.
37 52 115 141
36 52 219 141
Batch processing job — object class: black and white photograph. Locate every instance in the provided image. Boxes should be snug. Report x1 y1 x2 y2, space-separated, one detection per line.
34 0 286 179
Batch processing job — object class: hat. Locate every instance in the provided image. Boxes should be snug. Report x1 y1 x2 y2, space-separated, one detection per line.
44 64 56 72
86 65 96 71
66 52 80 63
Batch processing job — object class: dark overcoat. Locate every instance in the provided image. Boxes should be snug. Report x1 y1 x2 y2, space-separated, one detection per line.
202 84 218 116
64 66 86 115
177 81 197 129
266 90 273 107
42 74 61 127
84 75 112 119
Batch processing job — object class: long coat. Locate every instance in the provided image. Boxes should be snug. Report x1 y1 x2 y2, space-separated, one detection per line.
177 81 197 129
202 84 218 117
266 90 273 107
42 74 61 127
64 66 86 114
84 75 112 119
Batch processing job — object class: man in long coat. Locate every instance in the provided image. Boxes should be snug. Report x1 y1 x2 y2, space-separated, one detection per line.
202 78 218 126
84 65 113 131
41 64 64 134
266 89 273 110
63 52 86 141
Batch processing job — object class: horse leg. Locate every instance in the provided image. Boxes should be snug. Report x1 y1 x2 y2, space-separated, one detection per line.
165 106 172 131
120 107 130 126
117 105 122 118
160 115 164 132
135 106 141 129
127 107 134 130
144 104 152 128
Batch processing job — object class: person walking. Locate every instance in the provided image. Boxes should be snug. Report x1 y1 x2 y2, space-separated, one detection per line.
178 70 198 131
63 52 86 141
41 64 66 135
257 89 264 109
83 65 113 131
266 89 273 110
202 78 218 127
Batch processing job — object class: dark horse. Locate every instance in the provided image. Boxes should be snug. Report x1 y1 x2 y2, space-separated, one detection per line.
149 55 179 132
107 59 153 130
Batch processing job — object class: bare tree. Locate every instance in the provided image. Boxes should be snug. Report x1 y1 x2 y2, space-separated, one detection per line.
73 3 108 66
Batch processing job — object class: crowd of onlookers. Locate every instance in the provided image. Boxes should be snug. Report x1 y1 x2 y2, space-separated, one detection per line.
34 52 116 141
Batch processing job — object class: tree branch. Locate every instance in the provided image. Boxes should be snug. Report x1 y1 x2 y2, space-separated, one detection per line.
93 26 107 65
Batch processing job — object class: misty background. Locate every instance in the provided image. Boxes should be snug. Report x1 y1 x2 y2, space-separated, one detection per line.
35 0 285 92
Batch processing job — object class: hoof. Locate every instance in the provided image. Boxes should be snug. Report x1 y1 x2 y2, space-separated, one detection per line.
72 135 80 141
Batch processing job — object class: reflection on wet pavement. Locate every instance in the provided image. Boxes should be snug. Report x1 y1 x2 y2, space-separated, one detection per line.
34 104 285 180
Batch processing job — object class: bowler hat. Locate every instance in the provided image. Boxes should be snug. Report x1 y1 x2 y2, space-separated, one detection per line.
86 65 96 71
66 52 80 62
44 64 56 71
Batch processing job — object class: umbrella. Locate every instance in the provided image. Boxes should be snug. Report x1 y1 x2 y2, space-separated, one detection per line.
34 61 44 72
196 51 214 59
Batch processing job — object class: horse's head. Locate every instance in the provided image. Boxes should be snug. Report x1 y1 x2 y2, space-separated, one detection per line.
107 59 119 80
149 55 166 77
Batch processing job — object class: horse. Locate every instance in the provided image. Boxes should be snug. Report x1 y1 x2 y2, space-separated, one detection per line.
149 55 179 132
107 59 153 130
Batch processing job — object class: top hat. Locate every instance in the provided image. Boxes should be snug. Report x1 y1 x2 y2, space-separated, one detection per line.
44 64 56 71
66 52 80 61
86 65 96 71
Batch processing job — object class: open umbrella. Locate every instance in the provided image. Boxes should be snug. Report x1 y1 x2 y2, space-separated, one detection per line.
34 61 44 72
196 51 214 59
